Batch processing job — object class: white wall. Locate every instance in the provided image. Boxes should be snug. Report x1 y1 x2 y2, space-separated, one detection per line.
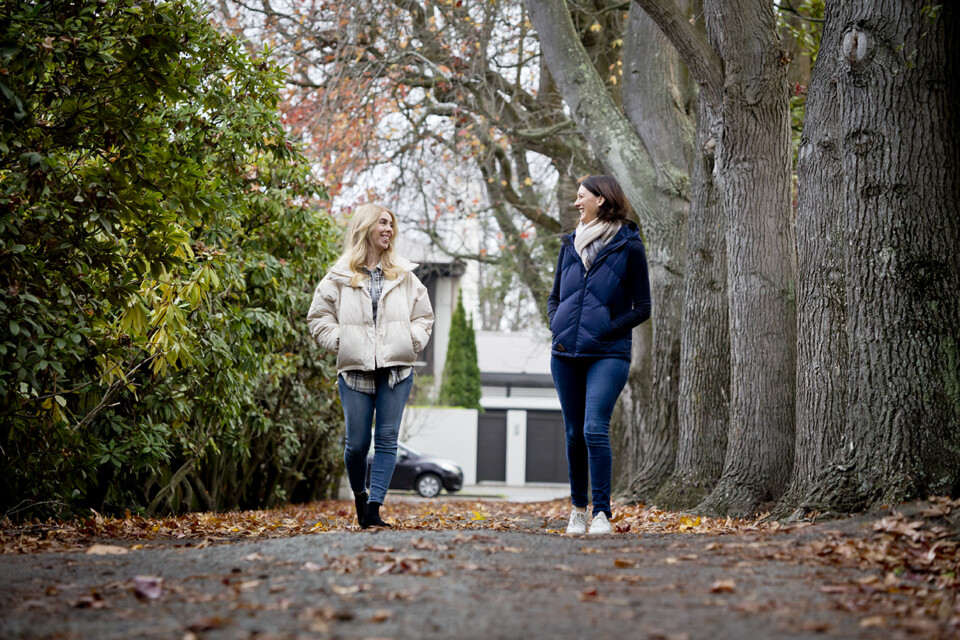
481 395 561 411
400 407 478 485
505 409 528 486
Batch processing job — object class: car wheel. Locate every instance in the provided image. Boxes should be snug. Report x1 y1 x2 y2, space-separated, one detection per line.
415 473 442 498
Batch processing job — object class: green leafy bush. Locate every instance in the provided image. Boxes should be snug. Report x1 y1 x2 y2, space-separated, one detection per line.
0 0 343 519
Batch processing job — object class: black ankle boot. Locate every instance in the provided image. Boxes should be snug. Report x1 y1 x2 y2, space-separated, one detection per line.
354 491 368 528
362 501 389 528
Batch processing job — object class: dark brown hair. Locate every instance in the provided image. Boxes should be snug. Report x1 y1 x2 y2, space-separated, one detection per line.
580 175 631 223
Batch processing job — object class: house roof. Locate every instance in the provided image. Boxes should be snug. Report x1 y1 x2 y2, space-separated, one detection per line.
396 234 466 278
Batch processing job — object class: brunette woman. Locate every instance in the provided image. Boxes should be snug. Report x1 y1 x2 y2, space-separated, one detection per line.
547 176 651 534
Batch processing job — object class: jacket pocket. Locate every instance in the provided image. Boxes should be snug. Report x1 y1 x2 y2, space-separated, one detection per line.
336 325 366 370
410 324 429 354
597 307 617 342
382 321 416 364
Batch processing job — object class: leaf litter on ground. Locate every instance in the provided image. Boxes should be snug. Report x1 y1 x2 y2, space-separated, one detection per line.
3 496 959 636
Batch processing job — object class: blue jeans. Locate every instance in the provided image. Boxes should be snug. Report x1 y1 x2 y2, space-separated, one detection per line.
550 356 630 518
338 371 413 504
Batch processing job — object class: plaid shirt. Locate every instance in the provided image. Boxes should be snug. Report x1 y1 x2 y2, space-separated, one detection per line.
340 264 412 394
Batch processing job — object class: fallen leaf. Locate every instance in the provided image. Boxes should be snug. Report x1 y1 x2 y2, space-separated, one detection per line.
74 593 109 609
411 537 449 551
613 558 636 568
370 609 393 623
85 544 128 555
578 587 601 601
710 579 736 593
859 616 886 628
331 583 363 595
186 616 229 632
132 575 163 600
819 585 847 594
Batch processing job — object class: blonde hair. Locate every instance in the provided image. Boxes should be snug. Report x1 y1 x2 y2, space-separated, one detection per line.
341 204 403 286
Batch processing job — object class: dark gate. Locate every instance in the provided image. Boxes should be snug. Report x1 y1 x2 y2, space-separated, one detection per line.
476 409 507 482
524 410 567 483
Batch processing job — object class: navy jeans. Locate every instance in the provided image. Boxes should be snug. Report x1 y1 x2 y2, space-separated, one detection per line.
550 355 630 518
338 371 413 504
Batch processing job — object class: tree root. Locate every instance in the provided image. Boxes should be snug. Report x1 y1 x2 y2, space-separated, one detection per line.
694 476 768 518
652 474 716 511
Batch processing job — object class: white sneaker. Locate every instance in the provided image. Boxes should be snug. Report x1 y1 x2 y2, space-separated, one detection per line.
588 512 612 534
566 508 587 534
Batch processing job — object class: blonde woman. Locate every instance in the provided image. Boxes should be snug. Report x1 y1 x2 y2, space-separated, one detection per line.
307 204 434 528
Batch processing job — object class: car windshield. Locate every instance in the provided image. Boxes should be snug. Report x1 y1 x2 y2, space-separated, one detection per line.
369 442 421 457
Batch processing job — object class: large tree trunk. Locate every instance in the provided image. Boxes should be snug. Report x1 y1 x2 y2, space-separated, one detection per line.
772 6 845 519
695 0 796 517
616 2 697 502
794 1 960 514
655 97 729 509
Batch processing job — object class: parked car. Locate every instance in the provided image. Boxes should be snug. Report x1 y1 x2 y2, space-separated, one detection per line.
366 442 463 498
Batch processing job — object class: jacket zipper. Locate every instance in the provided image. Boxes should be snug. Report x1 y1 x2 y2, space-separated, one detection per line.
569 236 628 355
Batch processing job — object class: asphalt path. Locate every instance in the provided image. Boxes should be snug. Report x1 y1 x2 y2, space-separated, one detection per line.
0 515 890 640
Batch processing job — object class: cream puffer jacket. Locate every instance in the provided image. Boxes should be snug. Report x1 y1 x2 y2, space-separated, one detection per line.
306 256 434 374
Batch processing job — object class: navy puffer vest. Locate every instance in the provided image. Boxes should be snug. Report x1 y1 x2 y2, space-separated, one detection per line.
547 222 649 360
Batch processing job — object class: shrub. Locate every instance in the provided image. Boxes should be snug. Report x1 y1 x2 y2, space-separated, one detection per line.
0 0 343 519
439 290 481 409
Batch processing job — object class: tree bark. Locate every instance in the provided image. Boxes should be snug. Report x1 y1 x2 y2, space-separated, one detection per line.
615 2 696 502
631 0 796 516
794 1 960 514
655 96 729 509
694 0 796 517
772 5 845 519
523 0 660 227
630 0 722 108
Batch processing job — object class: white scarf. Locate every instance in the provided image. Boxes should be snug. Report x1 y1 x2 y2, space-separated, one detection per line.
574 219 621 270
